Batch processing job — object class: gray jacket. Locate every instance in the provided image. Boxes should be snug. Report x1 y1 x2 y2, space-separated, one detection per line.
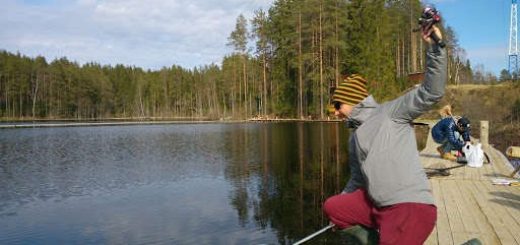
343 44 447 207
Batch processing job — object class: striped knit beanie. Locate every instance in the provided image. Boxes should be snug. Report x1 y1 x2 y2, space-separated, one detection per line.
332 74 369 106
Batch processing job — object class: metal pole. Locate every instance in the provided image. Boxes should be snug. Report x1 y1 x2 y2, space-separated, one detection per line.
293 224 335 245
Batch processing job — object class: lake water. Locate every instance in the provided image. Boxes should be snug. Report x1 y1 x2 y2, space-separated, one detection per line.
0 122 359 244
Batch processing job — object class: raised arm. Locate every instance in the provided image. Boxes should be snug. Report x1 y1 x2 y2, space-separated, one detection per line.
389 26 448 122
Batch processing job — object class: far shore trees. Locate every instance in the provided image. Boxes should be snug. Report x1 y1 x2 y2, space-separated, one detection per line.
1 0 479 120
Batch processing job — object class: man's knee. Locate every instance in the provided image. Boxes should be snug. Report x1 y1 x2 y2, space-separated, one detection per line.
323 195 339 215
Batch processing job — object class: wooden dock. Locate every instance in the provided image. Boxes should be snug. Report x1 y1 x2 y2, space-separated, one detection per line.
420 122 520 245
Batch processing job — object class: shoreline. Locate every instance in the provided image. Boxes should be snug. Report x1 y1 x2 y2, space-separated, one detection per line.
1 117 438 123
0 118 345 129
0 118 440 129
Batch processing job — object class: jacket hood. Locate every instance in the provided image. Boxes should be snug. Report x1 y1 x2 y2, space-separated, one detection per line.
346 95 378 128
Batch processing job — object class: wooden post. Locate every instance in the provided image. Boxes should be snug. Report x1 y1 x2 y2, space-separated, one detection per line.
480 121 489 146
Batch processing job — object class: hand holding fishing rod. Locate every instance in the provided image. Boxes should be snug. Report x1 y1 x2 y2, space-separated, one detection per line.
413 7 446 48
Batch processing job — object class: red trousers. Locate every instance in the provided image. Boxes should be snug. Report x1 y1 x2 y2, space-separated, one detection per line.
323 189 437 245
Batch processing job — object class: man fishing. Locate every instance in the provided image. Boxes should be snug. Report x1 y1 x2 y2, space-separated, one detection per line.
322 8 446 244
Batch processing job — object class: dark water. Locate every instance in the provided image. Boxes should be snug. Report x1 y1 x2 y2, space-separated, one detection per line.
1 122 358 244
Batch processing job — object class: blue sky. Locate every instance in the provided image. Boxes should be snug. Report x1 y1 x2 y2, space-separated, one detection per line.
0 0 513 75
429 0 511 75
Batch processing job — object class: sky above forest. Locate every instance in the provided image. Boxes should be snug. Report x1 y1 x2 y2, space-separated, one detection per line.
0 0 513 75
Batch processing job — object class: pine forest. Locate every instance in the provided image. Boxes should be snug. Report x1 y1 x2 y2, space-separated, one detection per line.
0 0 474 120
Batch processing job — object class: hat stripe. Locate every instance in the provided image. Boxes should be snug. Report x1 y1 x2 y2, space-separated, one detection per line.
349 74 365 81
346 75 367 84
344 86 368 96
334 94 366 102
336 83 367 94
332 74 369 107
350 80 367 89
333 91 367 100
335 89 367 100
333 95 360 106
348 76 366 83
345 93 369 100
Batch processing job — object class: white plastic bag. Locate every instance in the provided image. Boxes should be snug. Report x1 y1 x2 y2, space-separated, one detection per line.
462 143 484 168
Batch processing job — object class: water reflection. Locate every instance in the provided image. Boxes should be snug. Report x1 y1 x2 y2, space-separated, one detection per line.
0 123 350 244
223 123 349 244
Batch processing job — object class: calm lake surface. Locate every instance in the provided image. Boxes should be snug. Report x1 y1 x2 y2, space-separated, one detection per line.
0 122 429 244
0 122 355 244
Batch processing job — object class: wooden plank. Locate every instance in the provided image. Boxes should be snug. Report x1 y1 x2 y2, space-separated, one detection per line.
461 180 502 245
477 165 485 181
465 181 505 245
473 166 482 180
440 180 467 244
489 148 511 176
467 166 475 180
443 180 476 244
504 188 520 228
471 180 518 245
483 180 520 244
426 179 446 244
424 179 439 245
451 232 472 245
455 179 501 243
466 166 472 180
465 166 472 180
491 158 503 178
479 163 491 181
430 179 453 245
485 146 520 244
481 160 494 180
424 226 438 245
464 232 498 245
420 128 520 245
451 180 483 233
485 148 502 178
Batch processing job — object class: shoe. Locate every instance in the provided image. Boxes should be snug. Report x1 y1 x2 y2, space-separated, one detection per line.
436 146 444 157
442 153 457 161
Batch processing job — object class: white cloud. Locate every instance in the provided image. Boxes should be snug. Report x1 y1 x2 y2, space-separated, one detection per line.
0 0 274 69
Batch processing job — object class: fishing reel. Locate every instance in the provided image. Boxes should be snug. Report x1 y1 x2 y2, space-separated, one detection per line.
418 7 441 28
414 7 445 48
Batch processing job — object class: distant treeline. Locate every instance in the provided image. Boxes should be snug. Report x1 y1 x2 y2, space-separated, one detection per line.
1 0 483 120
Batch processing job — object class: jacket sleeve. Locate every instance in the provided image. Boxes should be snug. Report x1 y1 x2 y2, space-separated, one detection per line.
447 121 465 150
389 44 447 122
343 134 365 193
343 167 364 193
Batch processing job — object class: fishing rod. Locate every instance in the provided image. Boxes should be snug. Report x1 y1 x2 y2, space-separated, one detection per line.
292 224 335 245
